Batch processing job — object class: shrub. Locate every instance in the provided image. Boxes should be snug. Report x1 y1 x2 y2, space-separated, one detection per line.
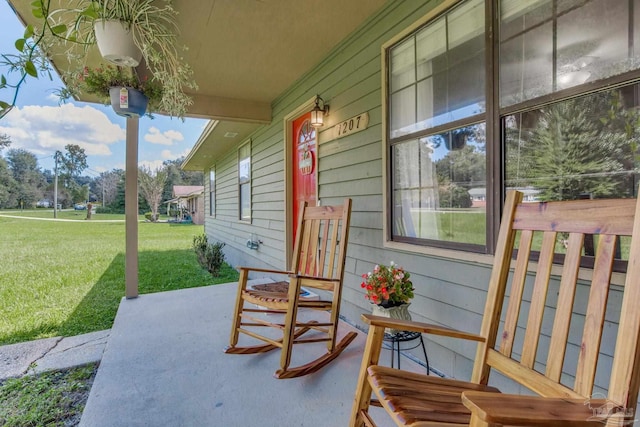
144 212 159 222
438 185 472 208
193 234 226 276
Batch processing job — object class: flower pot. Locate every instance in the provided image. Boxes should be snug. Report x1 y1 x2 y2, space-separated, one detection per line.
371 302 412 335
94 20 142 67
109 87 148 118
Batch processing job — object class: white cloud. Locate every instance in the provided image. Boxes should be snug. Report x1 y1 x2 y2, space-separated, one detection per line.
46 93 60 103
160 147 191 160
0 104 125 157
143 126 184 146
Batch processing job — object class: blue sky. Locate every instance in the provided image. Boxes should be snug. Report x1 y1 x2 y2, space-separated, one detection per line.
0 0 208 178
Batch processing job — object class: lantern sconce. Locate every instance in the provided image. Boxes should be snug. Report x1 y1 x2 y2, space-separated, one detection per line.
310 95 329 127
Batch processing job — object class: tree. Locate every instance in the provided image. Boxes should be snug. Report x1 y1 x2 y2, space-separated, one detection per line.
435 144 486 188
139 166 168 221
0 133 10 151
0 133 14 207
96 169 123 207
52 144 88 205
162 158 203 202
506 90 636 201
0 158 15 208
438 184 472 209
70 183 89 204
59 144 88 179
6 148 45 207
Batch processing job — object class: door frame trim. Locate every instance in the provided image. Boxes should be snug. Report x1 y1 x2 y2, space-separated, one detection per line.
283 96 318 270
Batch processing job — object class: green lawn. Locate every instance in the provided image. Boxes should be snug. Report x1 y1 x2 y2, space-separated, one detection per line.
409 209 486 245
0 363 97 427
0 213 238 345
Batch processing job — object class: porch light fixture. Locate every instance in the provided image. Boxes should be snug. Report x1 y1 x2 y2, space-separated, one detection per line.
310 95 329 127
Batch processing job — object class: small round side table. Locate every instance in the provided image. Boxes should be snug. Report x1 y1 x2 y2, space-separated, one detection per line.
383 330 429 374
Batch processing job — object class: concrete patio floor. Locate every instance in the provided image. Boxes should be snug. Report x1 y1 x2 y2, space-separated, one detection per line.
79 281 420 426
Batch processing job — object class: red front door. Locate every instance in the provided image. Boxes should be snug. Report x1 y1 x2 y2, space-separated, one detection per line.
292 113 317 241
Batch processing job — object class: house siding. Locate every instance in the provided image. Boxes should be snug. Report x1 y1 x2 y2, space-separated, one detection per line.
200 0 624 397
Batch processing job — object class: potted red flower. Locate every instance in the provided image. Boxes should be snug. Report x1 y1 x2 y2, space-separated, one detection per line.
361 261 414 334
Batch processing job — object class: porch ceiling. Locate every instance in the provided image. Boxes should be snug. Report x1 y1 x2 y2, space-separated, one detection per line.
8 0 388 168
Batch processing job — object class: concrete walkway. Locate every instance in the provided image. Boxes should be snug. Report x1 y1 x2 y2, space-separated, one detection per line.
79 282 409 427
0 329 109 381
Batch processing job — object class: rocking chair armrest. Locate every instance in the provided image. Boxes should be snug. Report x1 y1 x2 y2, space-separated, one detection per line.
236 266 293 276
288 274 339 283
362 314 485 342
461 391 613 426
287 274 340 291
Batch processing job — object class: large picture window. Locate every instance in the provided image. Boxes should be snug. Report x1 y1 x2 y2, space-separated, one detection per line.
386 0 640 254
238 143 251 222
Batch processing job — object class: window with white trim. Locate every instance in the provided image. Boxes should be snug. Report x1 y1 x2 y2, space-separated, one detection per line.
209 167 215 217
238 142 251 222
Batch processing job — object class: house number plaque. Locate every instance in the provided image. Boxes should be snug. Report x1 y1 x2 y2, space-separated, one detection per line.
334 112 369 139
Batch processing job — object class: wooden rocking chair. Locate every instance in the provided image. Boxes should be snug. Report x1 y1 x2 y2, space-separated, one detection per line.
225 198 357 379
351 190 640 426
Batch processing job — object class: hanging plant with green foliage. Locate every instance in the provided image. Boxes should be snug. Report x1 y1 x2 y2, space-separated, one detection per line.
0 0 197 119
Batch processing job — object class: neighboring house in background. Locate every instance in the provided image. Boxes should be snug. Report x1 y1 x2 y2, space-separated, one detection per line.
468 188 486 208
166 185 204 225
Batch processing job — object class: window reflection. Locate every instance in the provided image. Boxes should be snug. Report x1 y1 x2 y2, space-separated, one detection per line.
505 85 640 202
500 0 640 107
392 123 486 245
389 0 485 138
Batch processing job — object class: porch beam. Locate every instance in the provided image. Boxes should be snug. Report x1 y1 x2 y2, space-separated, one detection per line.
186 94 272 123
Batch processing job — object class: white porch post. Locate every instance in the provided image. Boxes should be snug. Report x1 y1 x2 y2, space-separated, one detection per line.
125 116 139 299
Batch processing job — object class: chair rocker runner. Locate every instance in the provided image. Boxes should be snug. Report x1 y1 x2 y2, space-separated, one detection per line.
351 190 640 426
225 198 357 379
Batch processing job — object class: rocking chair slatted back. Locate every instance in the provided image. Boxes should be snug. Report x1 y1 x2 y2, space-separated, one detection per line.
480 195 639 402
292 202 350 282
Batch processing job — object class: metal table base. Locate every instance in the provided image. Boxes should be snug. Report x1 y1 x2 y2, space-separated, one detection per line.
383 330 429 374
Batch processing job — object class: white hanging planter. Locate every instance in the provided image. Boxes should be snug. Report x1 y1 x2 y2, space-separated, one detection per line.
94 20 142 67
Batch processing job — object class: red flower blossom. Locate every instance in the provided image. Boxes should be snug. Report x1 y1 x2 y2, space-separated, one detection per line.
360 262 414 306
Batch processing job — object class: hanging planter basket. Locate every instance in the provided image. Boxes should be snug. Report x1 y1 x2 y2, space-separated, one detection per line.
94 20 142 67
109 87 148 118
445 132 467 151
